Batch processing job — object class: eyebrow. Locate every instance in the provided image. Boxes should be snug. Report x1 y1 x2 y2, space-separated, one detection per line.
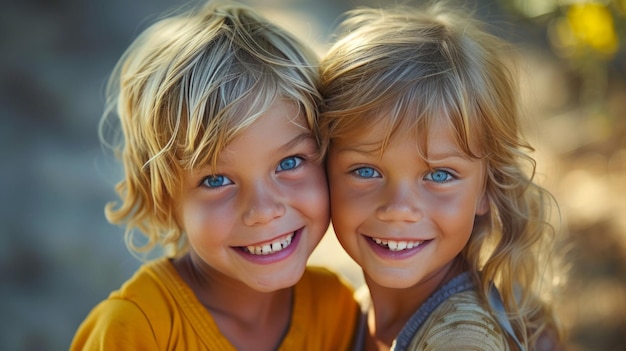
425 150 470 160
192 132 316 177
334 143 382 155
278 131 316 154
336 144 471 161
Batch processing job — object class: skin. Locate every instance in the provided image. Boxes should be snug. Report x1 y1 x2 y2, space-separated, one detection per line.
172 99 329 351
327 117 489 350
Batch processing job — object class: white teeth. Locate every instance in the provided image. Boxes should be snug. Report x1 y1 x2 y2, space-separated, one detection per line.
388 241 398 250
262 245 271 254
245 233 294 255
372 237 422 251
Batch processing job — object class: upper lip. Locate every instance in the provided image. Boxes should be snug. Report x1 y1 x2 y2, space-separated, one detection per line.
364 233 429 242
240 229 299 248
370 237 425 244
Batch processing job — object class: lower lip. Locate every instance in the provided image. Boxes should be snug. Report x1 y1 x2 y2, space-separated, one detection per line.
236 228 302 264
365 236 430 260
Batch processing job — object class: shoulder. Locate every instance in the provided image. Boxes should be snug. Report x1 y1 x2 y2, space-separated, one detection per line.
109 258 176 310
70 285 160 350
70 258 178 350
298 266 359 307
408 290 509 351
299 266 353 293
72 297 155 336
283 266 360 351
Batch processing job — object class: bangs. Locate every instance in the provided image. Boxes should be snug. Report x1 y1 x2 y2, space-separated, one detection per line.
174 49 314 173
325 72 485 160
180 76 284 172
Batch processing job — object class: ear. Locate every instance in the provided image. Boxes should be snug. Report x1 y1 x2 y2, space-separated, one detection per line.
476 191 490 216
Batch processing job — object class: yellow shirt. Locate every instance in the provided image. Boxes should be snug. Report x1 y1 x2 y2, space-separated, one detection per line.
71 258 359 350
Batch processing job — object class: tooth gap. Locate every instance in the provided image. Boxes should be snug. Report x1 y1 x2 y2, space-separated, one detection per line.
247 233 296 255
371 238 424 251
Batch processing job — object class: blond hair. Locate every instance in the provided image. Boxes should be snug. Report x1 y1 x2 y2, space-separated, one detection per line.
320 3 562 348
101 1 320 257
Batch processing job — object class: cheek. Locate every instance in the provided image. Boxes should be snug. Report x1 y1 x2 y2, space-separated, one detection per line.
181 198 233 243
431 194 481 235
292 166 330 220
329 182 368 232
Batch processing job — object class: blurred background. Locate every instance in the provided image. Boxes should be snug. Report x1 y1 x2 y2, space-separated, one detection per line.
1 0 624 350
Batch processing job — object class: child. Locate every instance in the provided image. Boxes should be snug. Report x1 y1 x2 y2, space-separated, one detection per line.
319 3 563 351
70 1 359 350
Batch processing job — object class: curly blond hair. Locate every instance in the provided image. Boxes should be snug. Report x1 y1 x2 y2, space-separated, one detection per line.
100 1 320 257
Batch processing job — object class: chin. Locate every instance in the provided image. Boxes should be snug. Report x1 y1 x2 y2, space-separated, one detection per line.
252 269 304 292
374 279 416 289
367 270 423 289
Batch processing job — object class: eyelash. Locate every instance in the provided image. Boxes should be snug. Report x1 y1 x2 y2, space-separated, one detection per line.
201 174 233 188
277 155 305 172
424 169 455 183
199 155 307 189
352 166 380 179
350 166 456 183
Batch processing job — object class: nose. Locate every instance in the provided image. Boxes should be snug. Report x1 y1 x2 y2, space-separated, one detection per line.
242 182 286 226
376 182 422 222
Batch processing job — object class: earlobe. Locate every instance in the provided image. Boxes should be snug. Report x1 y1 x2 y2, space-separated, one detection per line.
476 192 490 216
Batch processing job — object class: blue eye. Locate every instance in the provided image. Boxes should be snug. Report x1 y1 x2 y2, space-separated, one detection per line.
202 174 233 188
354 167 380 178
277 156 303 171
425 170 453 183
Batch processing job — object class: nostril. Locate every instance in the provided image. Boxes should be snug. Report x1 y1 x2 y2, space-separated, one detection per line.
376 203 421 222
243 202 286 226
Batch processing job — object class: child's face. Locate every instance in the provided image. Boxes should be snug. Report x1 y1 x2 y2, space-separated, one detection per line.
177 100 329 292
327 117 489 289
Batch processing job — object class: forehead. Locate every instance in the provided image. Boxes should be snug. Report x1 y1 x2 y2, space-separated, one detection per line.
218 101 311 163
329 116 485 164
332 115 472 157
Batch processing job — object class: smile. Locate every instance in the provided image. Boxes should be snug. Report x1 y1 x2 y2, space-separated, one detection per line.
371 237 424 252
242 233 294 256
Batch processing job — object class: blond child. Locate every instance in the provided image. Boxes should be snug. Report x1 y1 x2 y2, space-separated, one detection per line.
70 1 359 350
320 3 562 350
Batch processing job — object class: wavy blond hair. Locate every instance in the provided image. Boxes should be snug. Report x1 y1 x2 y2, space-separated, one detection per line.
319 3 563 349
100 1 321 257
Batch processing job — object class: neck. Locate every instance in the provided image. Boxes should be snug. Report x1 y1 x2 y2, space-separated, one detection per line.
364 261 464 350
172 253 293 351
365 279 427 349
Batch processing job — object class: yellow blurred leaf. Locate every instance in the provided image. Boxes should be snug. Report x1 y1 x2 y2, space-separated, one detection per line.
567 3 619 56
